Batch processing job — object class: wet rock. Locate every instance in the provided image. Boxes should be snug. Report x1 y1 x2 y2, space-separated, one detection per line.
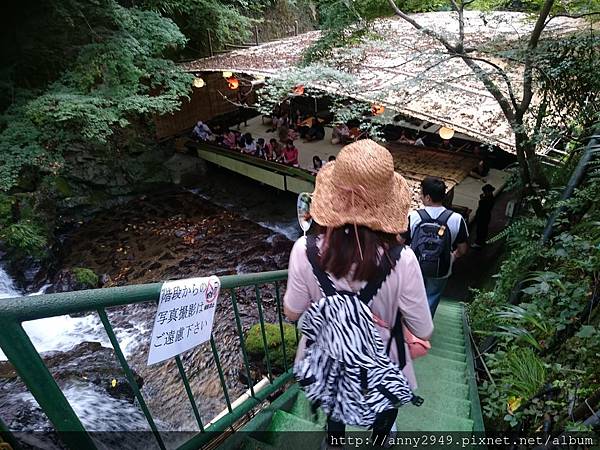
0 342 143 403
47 268 100 294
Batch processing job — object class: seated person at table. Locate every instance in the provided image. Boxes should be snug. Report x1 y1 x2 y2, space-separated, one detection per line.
470 159 490 180
240 133 257 156
282 140 299 167
440 139 455 150
266 138 282 161
304 118 325 142
222 129 238 149
192 121 212 141
396 130 415 145
256 138 267 159
331 123 350 145
312 155 323 173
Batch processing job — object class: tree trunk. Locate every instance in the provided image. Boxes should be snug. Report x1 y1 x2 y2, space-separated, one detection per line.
514 130 547 218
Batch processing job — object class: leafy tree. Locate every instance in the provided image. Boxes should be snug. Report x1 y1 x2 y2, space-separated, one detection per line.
0 0 193 191
385 0 600 215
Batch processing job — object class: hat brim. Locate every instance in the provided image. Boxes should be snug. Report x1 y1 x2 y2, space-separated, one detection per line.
310 161 411 234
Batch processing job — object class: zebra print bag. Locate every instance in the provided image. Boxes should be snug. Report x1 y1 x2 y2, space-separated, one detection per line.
294 236 423 427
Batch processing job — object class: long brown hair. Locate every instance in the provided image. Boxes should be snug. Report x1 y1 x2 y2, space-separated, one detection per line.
317 224 399 282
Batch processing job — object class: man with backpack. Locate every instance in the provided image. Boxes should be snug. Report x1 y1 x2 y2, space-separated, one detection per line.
401 177 468 317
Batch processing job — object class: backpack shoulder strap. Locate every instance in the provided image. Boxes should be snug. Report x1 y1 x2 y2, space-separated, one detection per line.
416 209 431 223
358 245 403 304
435 209 454 226
306 235 337 297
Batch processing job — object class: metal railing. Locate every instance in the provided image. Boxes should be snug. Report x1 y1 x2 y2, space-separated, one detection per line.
0 270 292 450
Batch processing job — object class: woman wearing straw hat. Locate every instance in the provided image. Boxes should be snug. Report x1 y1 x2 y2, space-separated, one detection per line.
284 140 434 449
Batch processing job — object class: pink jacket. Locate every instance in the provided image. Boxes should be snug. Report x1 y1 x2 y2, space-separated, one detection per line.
284 236 433 388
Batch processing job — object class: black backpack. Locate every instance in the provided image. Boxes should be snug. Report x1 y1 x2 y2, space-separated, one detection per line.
410 209 453 278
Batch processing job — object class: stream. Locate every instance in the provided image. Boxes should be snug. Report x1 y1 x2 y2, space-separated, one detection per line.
0 168 300 448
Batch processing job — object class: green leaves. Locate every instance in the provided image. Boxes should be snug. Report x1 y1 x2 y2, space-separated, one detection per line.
0 0 192 191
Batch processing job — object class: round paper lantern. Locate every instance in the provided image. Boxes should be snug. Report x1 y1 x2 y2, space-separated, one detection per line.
227 77 239 90
438 126 455 140
192 77 205 88
222 71 233 78
371 104 385 116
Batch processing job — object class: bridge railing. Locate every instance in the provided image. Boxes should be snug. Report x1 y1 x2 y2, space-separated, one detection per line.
0 270 292 450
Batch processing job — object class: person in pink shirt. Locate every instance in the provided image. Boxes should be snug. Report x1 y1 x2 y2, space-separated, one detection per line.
284 140 433 449
282 139 299 167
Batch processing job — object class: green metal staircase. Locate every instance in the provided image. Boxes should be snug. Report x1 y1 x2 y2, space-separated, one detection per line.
219 300 484 449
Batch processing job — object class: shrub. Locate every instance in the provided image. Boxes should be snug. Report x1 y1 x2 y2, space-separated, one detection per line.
72 267 99 288
246 322 297 373
1 221 48 258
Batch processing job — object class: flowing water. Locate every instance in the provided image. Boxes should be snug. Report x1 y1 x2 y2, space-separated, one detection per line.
0 268 145 362
1 169 299 440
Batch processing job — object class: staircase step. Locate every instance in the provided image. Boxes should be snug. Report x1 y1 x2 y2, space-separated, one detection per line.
430 340 466 353
290 392 327 426
262 410 324 448
415 376 469 398
429 347 467 362
239 436 279 450
396 404 474 432
416 353 467 373
417 368 467 386
414 393 472 418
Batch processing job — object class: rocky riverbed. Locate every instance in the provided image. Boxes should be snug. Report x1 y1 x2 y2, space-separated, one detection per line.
0 185 297 438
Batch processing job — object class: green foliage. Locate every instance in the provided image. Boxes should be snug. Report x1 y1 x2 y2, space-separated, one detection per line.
504 348 547 400
246 322 297 372
0 1 192 191
0 222 48 259
469 141 600 433
140 0 256 57
256 64 391 140
72 267 99 288
304 0 394 64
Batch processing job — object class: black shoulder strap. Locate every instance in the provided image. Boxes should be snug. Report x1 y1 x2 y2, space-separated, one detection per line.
417 209 431 222
357 245 403 304
435 209 453 226
306 235 337 296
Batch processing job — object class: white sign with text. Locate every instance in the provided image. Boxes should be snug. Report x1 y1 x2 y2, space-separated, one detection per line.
147 276 220 365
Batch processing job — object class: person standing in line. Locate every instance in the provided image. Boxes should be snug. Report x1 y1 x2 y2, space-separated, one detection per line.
400 177 468 317
472 184 496 248
284 140 433 449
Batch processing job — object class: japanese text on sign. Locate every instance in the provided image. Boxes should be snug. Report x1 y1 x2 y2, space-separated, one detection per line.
147 276 220 365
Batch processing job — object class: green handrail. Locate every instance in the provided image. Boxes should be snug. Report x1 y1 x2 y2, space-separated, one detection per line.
0 270 290 450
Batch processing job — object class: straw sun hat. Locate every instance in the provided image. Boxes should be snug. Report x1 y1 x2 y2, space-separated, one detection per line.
310 139 411 234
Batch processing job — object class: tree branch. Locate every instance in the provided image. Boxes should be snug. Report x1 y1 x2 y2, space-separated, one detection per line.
519 0 555 116
387 0 516 122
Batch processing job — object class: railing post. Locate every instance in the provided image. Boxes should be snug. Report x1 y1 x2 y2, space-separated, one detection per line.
253 25 259 46
0 320 96 450
294 20 299 36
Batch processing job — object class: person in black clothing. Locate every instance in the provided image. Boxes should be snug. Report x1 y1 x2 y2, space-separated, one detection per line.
472 184 495 248
470 159 490 180
305 118 325 142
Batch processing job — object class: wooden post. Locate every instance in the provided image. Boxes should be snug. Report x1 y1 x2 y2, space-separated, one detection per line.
208 30 214 57
253 25 259 45
294 20 299 36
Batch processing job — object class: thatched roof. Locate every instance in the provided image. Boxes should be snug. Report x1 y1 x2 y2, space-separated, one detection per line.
182 11 583 153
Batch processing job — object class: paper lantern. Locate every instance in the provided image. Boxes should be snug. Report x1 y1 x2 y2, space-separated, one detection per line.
438 126 455 140
222 71 233 78
371 104 385 116
192 77 205 88
293 84 305 95
226 77 239 90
